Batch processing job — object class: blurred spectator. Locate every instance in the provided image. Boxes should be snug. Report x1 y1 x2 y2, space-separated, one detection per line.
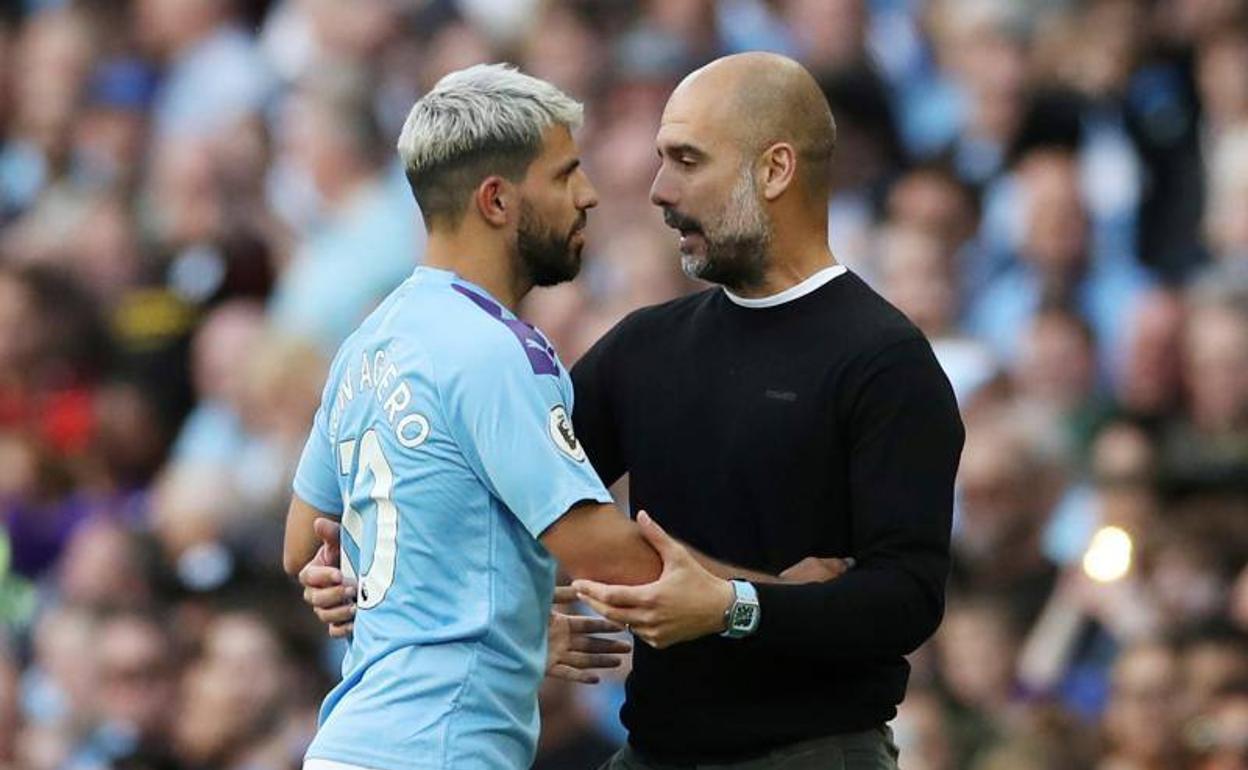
876 223 999 404
172 300 265 464
925 0 1030 186
1013 306 1111 452
18 606 99 766
1180 623 1248 722
1204 127 1248 269
965 147 1152 381
885 163 981 268
56 519 151 612
1186 684 1248 770
952 407 1064 627
1101 640 1189 770
0 7 93 219
0 640 17 769
136 0 275 140
267 68 422 352
891 687 956 770
934 593 1024 762
173 612 296 769
72 612 179 768
1183 683 1248 768
1116 289 1186 421
1160 297 1248 494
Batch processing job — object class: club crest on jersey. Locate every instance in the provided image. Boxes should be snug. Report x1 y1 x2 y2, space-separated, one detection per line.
548 405 586 462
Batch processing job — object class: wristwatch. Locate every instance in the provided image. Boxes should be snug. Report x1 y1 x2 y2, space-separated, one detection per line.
720 579 761 638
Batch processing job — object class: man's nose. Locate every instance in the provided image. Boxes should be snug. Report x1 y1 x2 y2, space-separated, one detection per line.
650 165 677 208
575 170 599 210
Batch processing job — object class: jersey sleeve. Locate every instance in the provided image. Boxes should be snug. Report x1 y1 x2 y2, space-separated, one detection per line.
293 385 343 516
438 332 613 540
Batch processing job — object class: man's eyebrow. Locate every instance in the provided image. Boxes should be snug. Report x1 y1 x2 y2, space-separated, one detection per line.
658 143 707 160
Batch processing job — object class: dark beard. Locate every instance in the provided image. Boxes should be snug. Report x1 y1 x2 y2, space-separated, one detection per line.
517 203 583 287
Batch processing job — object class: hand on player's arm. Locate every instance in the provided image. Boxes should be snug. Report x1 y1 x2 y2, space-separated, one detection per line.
573 512 852 650
545 586 631 684
295 517 638 683
539 501 662 585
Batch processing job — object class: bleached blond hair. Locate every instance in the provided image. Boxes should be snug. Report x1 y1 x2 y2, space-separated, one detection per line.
396 63 583 226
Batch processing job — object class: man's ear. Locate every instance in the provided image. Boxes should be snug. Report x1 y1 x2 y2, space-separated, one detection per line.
760 142 797 201
475 176 512 227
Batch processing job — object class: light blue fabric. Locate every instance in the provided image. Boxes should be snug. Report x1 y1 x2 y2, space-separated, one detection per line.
171 401 248 464
269 180 422 353
962 254 1154 386
1044 483 1099 566
293 266 612 770
152 25 276 139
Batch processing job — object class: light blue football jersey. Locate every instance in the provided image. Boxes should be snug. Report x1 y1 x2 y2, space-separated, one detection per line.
293 266 613 770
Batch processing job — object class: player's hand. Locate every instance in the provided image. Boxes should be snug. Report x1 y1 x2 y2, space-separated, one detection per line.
572 512 735 650
546 586 632 684
299 518 356 637
779 555 855 583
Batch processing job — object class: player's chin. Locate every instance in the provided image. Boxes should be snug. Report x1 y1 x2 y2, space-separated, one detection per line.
532 251 582 288
560 242 585 279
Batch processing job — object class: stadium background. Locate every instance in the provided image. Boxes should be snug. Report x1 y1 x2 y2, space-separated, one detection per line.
1 0 1247 768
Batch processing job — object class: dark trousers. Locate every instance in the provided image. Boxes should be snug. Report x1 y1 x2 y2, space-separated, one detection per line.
597 727 900 770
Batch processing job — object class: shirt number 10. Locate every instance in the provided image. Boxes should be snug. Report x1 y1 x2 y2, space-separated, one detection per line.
338 430 398 610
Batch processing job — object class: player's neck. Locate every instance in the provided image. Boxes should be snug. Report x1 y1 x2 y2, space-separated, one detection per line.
424 231 532 312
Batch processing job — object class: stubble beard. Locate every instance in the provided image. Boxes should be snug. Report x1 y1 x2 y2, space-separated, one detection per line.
679 171 772 292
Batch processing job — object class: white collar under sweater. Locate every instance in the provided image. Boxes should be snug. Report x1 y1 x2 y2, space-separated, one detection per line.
722 264 848 308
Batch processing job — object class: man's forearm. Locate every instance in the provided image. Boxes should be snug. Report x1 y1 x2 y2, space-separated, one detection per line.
750 559 947 659
542 502 663 585
687 547 788 584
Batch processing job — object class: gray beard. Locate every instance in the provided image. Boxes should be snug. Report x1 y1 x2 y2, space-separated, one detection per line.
681 171 772 291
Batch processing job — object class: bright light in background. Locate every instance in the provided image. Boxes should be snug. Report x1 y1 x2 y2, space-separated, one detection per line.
1083 526 1133 583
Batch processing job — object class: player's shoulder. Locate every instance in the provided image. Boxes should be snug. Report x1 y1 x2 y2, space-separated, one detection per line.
420 278 563 382
603 288 719 346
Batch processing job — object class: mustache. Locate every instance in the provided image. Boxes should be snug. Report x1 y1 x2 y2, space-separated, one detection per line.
570 211 588 235
663 208 702 233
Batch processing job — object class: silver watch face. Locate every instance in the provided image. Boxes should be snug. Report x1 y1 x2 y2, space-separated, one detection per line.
731 604 757 629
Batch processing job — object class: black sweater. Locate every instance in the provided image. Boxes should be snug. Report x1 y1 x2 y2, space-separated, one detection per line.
570 272 965 762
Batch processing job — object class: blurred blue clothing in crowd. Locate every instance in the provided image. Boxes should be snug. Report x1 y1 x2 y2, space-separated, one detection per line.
153 24 276 140
269 172 424 353
963 250 1154 385
172 401 246 464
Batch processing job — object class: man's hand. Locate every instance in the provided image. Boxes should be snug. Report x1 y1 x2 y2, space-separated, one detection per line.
779 556 855 583
573 513 856 650
297 523 635 680
546 586 632 684
573 512 736 650
299 518 356 638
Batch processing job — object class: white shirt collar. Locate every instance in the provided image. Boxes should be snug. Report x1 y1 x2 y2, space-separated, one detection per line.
723 264 848 308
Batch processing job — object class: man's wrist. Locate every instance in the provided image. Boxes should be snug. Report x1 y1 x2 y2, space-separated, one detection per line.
712 578 734 634
719 579 762 638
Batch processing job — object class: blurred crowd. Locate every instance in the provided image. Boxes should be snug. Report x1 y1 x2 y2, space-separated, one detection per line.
1 0 1247 768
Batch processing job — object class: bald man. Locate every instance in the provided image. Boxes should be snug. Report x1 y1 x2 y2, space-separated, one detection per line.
300 54 963 769
570 53 964 769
